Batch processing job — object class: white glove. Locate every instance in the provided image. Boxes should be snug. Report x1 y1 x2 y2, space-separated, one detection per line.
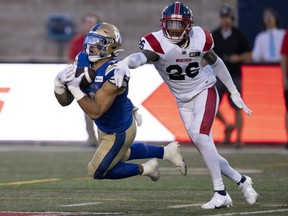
54 64 76 94
230 90 252 115
67 73 85 101
115 60 131 88
132 107 142 126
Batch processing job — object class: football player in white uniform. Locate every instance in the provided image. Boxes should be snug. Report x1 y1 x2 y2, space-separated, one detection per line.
114 1 258 209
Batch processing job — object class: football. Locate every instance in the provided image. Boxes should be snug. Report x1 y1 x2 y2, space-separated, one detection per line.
75 67 96 89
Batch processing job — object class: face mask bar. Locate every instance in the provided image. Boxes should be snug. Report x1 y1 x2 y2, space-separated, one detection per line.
84 34 107 51
161 17 192 42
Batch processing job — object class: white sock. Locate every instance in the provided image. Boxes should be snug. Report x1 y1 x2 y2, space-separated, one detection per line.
213 178 225 191
219 155 242 183
191 133 225 191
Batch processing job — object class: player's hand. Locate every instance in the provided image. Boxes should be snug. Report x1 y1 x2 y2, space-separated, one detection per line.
132 107 142 126
115 60 131 88
55 64 76 86
230 91 252 115
66 74 85 101
67 73 84 91
54 65 76 94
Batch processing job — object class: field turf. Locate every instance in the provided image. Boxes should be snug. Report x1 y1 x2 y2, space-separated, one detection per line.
0 144 287 216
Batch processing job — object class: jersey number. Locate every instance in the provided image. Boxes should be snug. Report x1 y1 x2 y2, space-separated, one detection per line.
166 62 199 80
139 39 145 50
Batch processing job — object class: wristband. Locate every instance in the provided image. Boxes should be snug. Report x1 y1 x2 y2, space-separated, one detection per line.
70 87 85 101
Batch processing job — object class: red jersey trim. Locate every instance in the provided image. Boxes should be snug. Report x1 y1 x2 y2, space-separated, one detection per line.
202 29 213 51
144 33 165 54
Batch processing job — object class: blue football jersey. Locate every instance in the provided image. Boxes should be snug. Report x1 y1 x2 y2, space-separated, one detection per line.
76 52 134 133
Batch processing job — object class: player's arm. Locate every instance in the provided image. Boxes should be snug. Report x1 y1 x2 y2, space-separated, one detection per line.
54 65 76 106
76 82 120 120
114 50 159 88
202 50 252 115
66 73 122 120
54 89 74 107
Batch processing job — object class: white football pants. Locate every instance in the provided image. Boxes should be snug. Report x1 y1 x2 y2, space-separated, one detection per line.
177 86 242 191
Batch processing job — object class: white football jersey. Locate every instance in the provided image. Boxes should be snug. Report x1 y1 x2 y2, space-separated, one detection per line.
140 26 217 102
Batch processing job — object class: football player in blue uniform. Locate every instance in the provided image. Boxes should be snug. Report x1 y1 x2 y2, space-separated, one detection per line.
54 23 186 181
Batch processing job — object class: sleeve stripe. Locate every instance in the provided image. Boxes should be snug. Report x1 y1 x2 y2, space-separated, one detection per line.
144 33 165 54
105 65 116 76
203 29 213 51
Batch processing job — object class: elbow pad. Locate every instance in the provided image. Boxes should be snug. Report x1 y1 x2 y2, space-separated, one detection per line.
125 52 147 69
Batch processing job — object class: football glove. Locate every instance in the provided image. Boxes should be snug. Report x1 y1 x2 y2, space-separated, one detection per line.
230 90 252 115
67 73 85 101
54 64 76 94
115 60 131 88
132 107 143 126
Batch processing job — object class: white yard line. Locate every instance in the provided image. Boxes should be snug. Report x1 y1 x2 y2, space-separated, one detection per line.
59 202 102 207
168 203 203 208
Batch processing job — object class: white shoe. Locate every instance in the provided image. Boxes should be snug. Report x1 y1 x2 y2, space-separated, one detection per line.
163 141 187 176
201 192 233 209
141 158 160 182
238 175 259 205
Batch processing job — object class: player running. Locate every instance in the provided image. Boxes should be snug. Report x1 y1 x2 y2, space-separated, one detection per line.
53 23 186 181
114 2 258 209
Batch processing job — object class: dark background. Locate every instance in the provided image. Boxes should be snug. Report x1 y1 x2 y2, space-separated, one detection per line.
238 0 288 47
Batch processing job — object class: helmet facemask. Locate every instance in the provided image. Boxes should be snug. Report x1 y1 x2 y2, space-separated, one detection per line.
84 33 114 62
161 17 192 43
84 22 123 62
160 2 193 44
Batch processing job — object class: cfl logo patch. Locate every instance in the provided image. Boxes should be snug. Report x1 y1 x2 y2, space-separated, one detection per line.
0 87 10 112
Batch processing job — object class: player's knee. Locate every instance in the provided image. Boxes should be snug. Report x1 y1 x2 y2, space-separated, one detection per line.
190 133 209 145
87 162 104 180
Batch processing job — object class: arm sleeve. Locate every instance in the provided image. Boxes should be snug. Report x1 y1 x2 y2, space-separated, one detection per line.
124 52 147 69
211 57 237 93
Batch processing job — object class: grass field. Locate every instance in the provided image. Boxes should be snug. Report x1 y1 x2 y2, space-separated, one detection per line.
0 144 287 216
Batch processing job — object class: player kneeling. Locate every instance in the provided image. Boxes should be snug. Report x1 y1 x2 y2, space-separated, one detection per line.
54 22 186 181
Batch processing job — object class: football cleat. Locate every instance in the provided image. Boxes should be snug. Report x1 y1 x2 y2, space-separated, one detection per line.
238 175 259 205
201 192 233 209
141 158 160 182
163 141 187 176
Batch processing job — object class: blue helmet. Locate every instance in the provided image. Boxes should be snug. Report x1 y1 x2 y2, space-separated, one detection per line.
160 1 193 43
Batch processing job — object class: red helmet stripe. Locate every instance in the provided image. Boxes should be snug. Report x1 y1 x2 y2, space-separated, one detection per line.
174 2 180 15
144 33 165 54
